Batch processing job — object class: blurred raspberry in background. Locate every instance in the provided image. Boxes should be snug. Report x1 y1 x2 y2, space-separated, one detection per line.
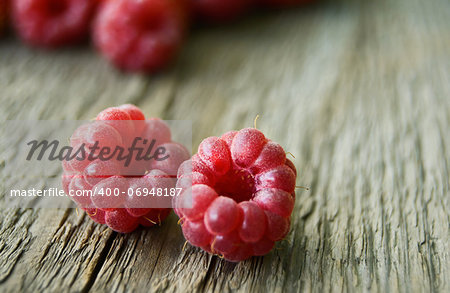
93 0 190 73
12 0 98 48
5 0 317 71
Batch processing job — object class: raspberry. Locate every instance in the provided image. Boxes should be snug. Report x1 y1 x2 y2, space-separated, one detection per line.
62 104 190 233
12 0 97 48
93 0 190 73
175 128 297 261
191 0 253 23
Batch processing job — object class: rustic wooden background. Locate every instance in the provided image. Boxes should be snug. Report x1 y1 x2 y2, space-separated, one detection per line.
0 0 449 292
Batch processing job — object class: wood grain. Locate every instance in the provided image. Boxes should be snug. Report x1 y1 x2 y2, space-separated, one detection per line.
0 0 449 292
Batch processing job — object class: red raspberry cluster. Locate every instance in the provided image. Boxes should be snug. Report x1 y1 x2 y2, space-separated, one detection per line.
5 0 316 72
59 105 299 262
174 128 297 261
60 105 299 261
62 104 190 233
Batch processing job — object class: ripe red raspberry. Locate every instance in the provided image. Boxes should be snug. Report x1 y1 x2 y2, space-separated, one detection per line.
0 0 9 36
175 128 297 261
190 0 254 23
62 104 190 233
93 0 190 73
12 0 97 48
259 0 316 8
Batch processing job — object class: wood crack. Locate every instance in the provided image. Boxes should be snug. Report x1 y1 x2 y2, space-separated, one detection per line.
81 232 117 293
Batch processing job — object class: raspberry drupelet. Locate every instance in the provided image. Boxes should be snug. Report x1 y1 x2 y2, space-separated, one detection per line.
175 128 297 262
12 0 98 48
62 104 190 233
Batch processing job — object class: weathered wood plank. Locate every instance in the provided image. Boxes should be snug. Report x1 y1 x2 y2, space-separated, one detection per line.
0 37 178 292
0 0 449 292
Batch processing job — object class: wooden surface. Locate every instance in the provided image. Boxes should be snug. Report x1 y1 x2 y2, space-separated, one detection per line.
0 0 449 292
